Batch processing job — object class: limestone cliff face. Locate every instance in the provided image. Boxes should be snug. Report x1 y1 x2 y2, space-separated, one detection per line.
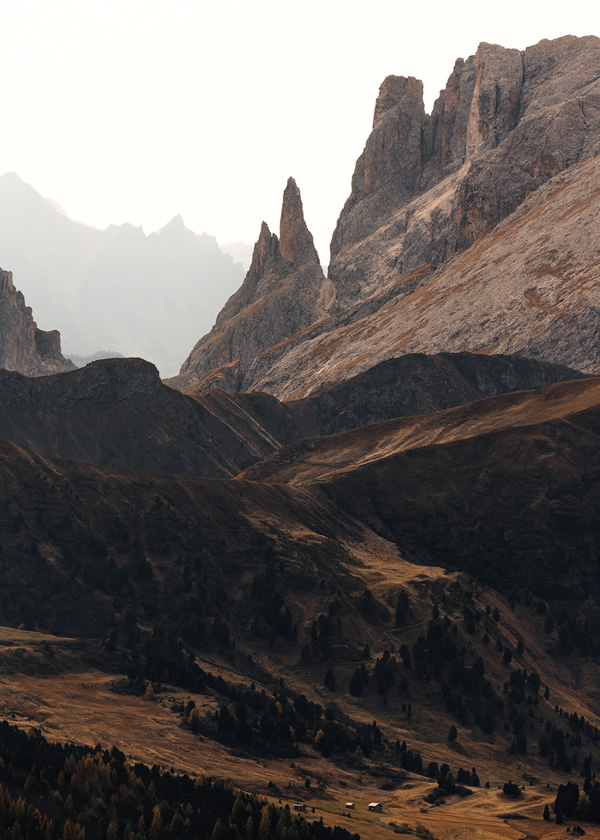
172 35 600 400
245 154 600 398
329 35 600 307
0 268 75 376
172 178 331 391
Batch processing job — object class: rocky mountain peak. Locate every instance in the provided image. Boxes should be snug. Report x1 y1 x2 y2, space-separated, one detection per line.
373 75 423 126
171 35 600 399
278 177 320 265
171 179 328 392
329 34 600 308
248 221 279 278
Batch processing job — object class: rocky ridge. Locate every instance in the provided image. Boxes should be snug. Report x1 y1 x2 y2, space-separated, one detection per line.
329 35 600 307
173 35 600 398
0 353 584 480
0 357 288 478
172 178 332 391
0 268 74 376
283 351 587 437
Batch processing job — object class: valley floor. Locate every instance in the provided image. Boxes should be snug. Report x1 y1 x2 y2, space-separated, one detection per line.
0 653 595 840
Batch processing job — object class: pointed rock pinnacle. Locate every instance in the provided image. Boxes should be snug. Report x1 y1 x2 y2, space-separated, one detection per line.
278 177 320 265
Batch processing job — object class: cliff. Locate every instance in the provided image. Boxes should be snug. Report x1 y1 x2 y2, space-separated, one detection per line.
0 268 75 376
172 35 600 398
329 35 600 307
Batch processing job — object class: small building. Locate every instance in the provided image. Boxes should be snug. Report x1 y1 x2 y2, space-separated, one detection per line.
293 804 307 812
345 802 355 810
368 802 382 812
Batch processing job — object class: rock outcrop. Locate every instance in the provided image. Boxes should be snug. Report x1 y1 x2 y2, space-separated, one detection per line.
243 154 600 397
329 35 600 307
0 268 75 376
171 178 331 391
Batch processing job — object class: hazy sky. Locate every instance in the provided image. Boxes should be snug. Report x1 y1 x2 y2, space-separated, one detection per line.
2 0 598 263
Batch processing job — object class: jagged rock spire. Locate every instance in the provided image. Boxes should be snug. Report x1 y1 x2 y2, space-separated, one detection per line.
279 177 320 265
172 178 328 392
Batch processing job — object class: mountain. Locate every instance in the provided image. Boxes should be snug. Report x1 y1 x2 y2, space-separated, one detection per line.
328 35 600 306
4 374 600 812
172 177 332 391
0 352 583 479
5 34 600 839
173 35 600 397
0 173 245 376
0 267 74 376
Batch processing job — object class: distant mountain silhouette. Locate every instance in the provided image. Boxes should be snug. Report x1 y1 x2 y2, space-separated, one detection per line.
220 241 253 271
0 173 245 376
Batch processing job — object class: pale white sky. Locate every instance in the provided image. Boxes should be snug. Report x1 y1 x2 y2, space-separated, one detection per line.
2 0 598 263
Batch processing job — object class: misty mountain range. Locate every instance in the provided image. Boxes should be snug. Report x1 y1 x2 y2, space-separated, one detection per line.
0 172 249 376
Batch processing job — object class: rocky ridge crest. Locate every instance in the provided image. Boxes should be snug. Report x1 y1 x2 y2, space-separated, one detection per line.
172 178 331 391
329 35 600 307
174 35 600 398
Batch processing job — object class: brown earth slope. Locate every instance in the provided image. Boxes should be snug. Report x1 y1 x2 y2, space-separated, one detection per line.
242 375 600 603
0 352 583 478
4 376 600 835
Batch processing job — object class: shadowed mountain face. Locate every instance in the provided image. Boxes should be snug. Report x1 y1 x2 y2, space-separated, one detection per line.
238 376 600 604
3 373 600 644
0 173 244 376
0 353 584 478
0 268 74 377
174 35 600 398
282 352 587 438
0 358 288 478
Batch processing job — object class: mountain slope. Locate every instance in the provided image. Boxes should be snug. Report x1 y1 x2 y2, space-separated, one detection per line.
3 376 600 721
0 352 584 478
4 375 600 633
4 368 600 832
243 376 600 485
